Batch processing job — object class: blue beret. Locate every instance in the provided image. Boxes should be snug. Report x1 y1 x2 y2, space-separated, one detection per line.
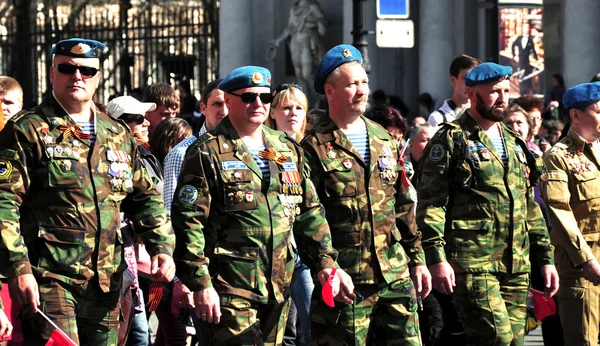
314 44 362 95
465 62 512 87
51 38 107 58
218 66 272 93
563 82 600 109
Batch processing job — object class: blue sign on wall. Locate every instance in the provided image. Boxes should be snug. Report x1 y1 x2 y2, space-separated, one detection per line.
377 0 409 19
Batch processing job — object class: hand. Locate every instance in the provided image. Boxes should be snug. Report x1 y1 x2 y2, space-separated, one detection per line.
150 254 176 282
549 101 559 108
514 56 520 63
8 274 40 312
317 267 356 304
583 259 600 285
541 264 560 298
0 309 12 340
170 280 195 316
411 265 432 299
539 141 552 153
193 288 221 324
429 262 455 295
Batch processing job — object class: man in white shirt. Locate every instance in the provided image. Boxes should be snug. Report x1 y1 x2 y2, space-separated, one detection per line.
427 55 481 126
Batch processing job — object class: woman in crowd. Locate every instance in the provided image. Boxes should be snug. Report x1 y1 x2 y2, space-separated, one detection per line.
149 117 193 165
364 104 408 149
504 103 541 156
265 83 312 346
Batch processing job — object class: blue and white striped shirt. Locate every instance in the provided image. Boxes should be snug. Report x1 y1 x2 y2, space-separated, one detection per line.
345 130 370 166
163 135 198 213
75 120 96 144
490 136 508 166
248 145 270 180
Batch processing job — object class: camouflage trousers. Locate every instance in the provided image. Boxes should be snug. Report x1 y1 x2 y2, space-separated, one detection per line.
21 278 121 346
311 277 422 345
207 294 291 346
453 272 529 346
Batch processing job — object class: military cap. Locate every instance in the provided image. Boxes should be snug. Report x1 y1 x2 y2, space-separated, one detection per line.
465 62 512 87
107 96 157 120
218 66 272 93
314 44 362 95
51 38 107 59
563 82 600 109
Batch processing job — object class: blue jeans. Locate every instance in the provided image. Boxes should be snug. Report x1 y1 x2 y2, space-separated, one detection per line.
291 261 314 346
127 292 149 346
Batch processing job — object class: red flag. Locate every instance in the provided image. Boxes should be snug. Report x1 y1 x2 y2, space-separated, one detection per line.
321 267 337 307
45 328 76 346
530 288 557 321
146 280 163 312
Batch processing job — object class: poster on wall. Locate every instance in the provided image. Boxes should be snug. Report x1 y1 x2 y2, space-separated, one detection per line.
498 2 544 98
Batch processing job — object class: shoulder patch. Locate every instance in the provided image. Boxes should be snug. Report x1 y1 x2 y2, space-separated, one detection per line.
429 143 445 162
0 159 13 181
178 185 199 204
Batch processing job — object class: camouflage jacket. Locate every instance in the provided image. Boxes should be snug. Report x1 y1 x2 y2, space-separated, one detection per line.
301 115 424 286
172 117 337 304
0 96 174 292
416 111 554 274
541 127 600 276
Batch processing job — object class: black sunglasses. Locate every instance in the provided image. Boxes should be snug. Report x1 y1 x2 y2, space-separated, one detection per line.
230 91 274 104
56 64 99 77
121 114 146 125
274 83 304 94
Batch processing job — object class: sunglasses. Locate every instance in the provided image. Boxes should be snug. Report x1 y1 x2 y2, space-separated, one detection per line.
274 83 304 94
56 64 99 77
121 114 146 125
230 91 274 104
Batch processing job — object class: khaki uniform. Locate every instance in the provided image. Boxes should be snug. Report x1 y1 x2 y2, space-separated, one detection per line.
541 126 600 346
0 96 174 345
417 111 554 346
172 117 337 345
301 115 424 345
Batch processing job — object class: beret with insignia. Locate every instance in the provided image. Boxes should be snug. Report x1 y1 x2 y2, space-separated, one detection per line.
51 38 107 59
218 66 272 93
465 62 512 87
314 44 362 95
563 82 600 109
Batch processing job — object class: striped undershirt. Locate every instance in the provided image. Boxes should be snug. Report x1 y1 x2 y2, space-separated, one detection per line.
247 145 270 180
345 130 370 166
75 120 96 144
489 136 508 166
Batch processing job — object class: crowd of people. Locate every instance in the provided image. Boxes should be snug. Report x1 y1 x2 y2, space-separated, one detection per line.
0 36 598 346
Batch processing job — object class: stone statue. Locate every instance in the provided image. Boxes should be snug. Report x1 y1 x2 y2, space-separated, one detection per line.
270 0 326 96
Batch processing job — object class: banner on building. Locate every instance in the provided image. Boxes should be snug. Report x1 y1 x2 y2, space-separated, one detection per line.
498 2 544 98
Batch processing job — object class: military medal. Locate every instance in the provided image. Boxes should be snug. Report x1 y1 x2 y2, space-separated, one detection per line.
326 143 336 159
245 190 254 202
481 149 491 160
343 158 352 169
73 151 80 159
46 147 54 159
64 147 72 156
59 160 72 172
55 146 63 155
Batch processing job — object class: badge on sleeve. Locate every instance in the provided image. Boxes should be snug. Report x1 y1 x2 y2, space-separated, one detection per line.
429 144 445 162
0 159 12 181
178 185 199 204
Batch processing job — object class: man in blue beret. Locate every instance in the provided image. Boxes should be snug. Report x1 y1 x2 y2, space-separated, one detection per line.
302 44 431 345
0 38 176 345
171 65 345 345
417 61 558 345
541 81 600 345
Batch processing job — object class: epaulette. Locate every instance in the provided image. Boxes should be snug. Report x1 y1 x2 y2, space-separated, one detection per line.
196 131 216 145
9 109 35 122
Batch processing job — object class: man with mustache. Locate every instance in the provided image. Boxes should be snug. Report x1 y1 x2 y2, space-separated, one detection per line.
0 38 175 345
302 44 431 345
417 62 559 346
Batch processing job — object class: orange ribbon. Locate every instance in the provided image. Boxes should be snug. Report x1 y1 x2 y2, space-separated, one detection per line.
146 280 163 312
258 146 287 165
58 124 91 142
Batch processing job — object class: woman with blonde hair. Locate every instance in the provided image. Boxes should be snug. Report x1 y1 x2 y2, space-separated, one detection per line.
266 83 312 345
266 83 307 141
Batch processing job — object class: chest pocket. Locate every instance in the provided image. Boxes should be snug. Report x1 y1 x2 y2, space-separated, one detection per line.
321 158 357 198
46 144 84 189
221 168 258 211
574 171 600 201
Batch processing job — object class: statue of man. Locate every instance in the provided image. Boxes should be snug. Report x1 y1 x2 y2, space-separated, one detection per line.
271 0 326 96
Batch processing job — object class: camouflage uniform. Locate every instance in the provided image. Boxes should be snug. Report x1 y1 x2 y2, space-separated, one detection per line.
301 115 424 345
172 117 338 346
541 126 600 345
416 111 554 346
0 96 175 345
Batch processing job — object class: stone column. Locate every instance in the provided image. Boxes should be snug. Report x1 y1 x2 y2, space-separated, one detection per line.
418 0 455 110
562 0 600 86
219 0 254 76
